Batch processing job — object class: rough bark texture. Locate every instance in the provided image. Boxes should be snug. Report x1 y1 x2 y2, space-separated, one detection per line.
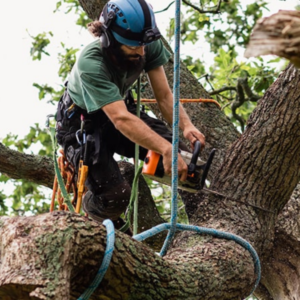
1 1 300 299
0 211 255 300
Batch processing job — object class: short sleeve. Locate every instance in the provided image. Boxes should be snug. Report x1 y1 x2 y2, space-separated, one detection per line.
144 39 171 73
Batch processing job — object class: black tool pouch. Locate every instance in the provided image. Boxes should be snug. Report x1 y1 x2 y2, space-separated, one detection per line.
55 88 92 152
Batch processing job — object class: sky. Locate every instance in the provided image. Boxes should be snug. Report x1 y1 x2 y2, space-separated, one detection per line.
0 0 299 140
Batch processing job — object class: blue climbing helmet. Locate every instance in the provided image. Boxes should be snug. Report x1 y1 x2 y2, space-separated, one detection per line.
100 0 161 47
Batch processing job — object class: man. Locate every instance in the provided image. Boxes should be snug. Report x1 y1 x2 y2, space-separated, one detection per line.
56 0 205 228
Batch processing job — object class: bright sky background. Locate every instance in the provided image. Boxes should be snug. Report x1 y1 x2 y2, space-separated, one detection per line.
0 0 298 140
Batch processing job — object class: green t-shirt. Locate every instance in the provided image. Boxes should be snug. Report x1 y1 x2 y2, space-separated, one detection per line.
67 39 171 113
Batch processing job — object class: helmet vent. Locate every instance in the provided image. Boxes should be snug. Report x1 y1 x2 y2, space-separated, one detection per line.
122 19 127 23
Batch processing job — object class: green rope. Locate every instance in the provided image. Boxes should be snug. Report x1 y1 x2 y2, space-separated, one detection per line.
133 77 141 235
48 125 75 213
120 165 143 232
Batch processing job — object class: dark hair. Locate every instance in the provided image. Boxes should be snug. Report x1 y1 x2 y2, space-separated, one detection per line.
87 20 103 38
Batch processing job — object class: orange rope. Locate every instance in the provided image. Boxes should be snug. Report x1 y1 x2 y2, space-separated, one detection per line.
50 149 78 212
136 98 221 108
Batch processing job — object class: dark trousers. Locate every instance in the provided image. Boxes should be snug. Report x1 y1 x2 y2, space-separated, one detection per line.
56 90 188 220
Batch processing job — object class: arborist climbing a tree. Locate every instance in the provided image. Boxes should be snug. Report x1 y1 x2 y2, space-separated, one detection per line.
55 0 205 229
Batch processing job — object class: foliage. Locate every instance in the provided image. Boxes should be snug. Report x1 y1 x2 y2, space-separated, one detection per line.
143 176 189 224
0 123 54 215
166 0 284 131
55 0 91 28
29 31 53 60
2 124 52 156
5 179 50 216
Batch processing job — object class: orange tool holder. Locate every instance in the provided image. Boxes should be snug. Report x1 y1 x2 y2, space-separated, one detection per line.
76 161 88 213
75 134 93 213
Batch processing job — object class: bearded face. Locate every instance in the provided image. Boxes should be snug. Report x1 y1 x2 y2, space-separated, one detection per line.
105 41 146 72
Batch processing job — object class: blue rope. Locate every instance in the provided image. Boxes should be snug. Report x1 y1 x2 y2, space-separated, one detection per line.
78 219 115 300
159 0 181 257
133 223 261 295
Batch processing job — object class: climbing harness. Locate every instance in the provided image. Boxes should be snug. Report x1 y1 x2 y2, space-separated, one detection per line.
47 114 115 300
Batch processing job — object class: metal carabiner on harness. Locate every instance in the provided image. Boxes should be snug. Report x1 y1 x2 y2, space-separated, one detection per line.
64 103 77 119
76 129 86 145
76 114 87 146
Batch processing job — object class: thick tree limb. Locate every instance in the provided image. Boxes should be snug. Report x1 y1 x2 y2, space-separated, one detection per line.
255 183 300 300
0 142 54 188
0 210 255 300
245 10 300 68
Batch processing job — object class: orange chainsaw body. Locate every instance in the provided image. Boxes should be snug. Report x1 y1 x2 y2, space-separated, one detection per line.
142 142 215 193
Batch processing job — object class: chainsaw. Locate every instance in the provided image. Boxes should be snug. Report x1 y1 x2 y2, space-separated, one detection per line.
142 141 216 193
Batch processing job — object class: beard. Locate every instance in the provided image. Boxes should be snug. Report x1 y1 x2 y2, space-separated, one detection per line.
106 43 146 72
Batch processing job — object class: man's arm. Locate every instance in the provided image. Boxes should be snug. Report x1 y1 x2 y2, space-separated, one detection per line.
101 100 188 181
147 66 205 149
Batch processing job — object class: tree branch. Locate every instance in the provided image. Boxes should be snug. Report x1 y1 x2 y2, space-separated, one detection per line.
0 142 54 188
0 211 256 300
209 86 237 95
245 10 300 68
182 0 222 14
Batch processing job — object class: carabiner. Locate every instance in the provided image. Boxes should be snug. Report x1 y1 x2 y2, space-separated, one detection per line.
76 129 86 145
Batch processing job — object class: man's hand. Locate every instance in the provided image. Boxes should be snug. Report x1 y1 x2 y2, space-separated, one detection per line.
162 147 188 182
183 125 205 150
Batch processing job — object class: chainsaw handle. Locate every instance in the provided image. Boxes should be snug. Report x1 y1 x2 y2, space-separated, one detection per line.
188 140 201 175
200 148 216 189
191 141 201 164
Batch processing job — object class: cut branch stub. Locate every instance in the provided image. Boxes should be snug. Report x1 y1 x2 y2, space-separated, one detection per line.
245 10 300 68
